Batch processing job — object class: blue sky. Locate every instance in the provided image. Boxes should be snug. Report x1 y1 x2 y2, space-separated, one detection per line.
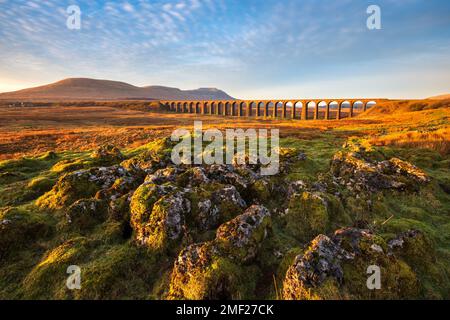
0 0 449 99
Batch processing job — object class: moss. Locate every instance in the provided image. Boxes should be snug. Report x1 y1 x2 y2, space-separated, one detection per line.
121 137 175 173
39 151 58 161
50 159 89 174
285 191 349 243
62 198 108 231
90 145 124 166
250 179 272 203
139 195 184 252
72 243 158 299
130 183 175 230
0 207 53 260
339 255 418 299
170 255 259 300
27 176 56 194
36 171 100 209
0 172 27 184
21 237 92 299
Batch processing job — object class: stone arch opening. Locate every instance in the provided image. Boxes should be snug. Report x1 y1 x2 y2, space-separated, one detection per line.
257 102 265 117
286 102 293 118
328 101 338 120
239 102 247 117
265 102 274 117
218 102 224 115
307 101 316 120
352 101 363 116
318 101 327 119
231 102 237 116
275 102 284 118
248 101 257 117
340 101 351 118
183 102 188 112
203 102 209 114
189 102 194 113
196 102 201 113
210 102 217 114
225 102 231 116
294 102 303 119
365 101 377 111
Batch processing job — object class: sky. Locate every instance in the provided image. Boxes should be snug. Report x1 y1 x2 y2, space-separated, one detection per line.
0 0 449 99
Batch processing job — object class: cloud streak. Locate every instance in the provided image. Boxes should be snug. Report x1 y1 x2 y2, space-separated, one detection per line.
0 0 449 98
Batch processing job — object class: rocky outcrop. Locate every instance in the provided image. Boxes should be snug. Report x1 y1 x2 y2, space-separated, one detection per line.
168 205 271 299
330 144 430 193
65 198 108 230
216 205 271 263
37 165 133 209
132 190 190 251
91 145 124 165
283 227 420 300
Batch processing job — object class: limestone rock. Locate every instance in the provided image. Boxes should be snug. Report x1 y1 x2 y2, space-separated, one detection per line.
283 227 419 300
216 205 271 262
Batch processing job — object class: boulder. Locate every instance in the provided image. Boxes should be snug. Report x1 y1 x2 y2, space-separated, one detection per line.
216 205 271 263
331 149 430 193
65 198 108 230
284 191 349 243
186 184 246 231
91 145 124 164
133 192 190 251
283 228 419 300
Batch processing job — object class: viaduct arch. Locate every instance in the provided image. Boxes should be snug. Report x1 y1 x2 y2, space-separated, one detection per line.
163 99 381 120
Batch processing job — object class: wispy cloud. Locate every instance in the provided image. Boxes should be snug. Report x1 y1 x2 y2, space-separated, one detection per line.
0 0 449 98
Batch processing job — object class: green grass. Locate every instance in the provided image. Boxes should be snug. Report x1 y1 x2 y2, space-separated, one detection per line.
0 131 449 300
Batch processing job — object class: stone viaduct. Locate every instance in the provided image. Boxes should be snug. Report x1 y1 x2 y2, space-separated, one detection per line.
160 99 382 120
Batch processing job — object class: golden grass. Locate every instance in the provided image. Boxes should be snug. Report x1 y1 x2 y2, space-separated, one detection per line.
0 99 448 160
370 128 450 156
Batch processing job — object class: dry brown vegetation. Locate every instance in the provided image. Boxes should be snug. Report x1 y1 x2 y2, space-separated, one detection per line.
0 99 448 160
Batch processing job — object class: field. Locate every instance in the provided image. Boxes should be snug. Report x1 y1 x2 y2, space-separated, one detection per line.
0 99 449 300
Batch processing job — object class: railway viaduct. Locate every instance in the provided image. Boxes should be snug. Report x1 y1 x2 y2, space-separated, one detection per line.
160 99 383 120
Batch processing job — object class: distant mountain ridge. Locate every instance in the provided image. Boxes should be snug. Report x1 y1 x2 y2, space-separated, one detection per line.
0 78 235 101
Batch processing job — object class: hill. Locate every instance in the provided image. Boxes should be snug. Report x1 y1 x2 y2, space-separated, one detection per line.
428 94 450 100
364 99 450 115
0 78 235 101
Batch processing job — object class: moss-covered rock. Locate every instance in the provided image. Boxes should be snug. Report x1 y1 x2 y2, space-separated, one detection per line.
283 228 419 300
216 205 271 263
331 141 430 193
0 171 27 184
133 192 190 251
64 198 108 230
27 176 55 195
129 183 177 232
37 166 131 209
284 191 349 243
168 242 258 300
91 145 124 165
121 137 175 174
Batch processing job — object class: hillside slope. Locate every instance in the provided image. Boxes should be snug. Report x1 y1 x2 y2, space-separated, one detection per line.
0 78 235 101
364 99 450 115
428 94 450 100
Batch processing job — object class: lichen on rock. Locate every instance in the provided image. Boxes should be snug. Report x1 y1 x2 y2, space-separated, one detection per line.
283 227 419 300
